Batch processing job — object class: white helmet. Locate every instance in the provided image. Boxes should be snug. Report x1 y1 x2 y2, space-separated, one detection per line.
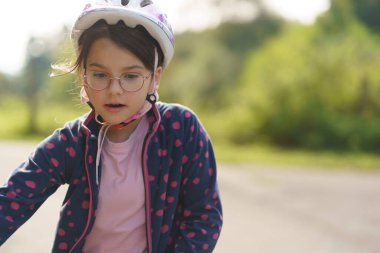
71 0 175 69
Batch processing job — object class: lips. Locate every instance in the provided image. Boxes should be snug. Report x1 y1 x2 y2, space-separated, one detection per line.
106 103 124 108
104 103 126 112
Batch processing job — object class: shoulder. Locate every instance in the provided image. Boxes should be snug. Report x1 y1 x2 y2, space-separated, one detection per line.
156 102 198 122
155 102 208 139
40 112 91 148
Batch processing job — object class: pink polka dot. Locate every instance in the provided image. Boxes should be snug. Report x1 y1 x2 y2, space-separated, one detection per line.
10 202 20 210
175 139 182 147
170 181 178 188
182 155 189 164
81 201 89 209
156 209 164 216
6 216 14 222
6 191 16 198
158 149 168 157
88 155 94 164
185 112 191 118
167 196 175 203
50 158 59 168
172 122 181 130
58 242 68 250
193 178 200 185
46 143 55 149
203 244 209 250
60 134 67 141
192 153 199 161
68 222 75 228
161 224 169 233
163 174 169 183
184 210 191 217
201 229 207 235
160 192 167 200
25 180 36 189
186 232 195 238
213 233 219 240
58 228 66 236
66 147 76 157
201 214 209 220
148 175 155 182
165 111 172 118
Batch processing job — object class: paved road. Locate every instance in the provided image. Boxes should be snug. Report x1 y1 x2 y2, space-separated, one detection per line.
1 141 380 252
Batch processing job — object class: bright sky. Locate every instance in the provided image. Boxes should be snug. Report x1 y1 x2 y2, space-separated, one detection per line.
0 0 329 76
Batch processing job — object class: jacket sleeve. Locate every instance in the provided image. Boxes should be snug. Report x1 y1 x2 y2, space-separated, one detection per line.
0 128 74 245
174 110 223 252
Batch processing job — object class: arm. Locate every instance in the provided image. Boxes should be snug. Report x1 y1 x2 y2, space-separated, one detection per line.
0 129 72 245
174 111 223 252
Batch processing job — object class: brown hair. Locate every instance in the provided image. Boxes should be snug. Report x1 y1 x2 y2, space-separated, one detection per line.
73 20 164 75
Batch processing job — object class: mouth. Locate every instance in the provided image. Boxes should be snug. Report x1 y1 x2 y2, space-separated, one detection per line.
106 103 125 108
104 103 126 111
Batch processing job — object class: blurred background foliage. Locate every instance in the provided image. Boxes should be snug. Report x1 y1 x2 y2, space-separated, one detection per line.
1 0 380 160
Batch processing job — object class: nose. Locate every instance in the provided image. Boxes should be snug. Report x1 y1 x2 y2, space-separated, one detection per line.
108 77 124 94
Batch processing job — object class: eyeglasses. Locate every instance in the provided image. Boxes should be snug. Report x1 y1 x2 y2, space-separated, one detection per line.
84 71 152 92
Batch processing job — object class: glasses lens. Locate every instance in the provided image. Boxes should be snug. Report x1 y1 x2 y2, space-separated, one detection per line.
120 73 144 92
86 71 109 90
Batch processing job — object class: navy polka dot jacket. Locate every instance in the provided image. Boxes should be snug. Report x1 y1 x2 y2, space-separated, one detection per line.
0 102 223 252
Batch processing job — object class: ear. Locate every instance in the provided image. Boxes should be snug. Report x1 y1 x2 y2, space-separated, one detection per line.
80 87 89 104
150 66 163 92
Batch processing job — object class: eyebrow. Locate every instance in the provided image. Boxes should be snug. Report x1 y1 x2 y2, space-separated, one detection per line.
87 63 145 71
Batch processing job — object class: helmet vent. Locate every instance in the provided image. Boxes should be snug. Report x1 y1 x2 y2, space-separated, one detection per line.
140 0 153 7
121 0 129 6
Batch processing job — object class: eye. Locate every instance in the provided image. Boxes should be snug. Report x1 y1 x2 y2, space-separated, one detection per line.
92 71 108 79
122 73 140 80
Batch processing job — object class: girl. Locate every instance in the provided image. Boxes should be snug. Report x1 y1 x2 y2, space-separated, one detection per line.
0 0 223 252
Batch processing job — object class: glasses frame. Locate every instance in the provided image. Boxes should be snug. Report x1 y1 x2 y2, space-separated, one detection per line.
83 71 152 92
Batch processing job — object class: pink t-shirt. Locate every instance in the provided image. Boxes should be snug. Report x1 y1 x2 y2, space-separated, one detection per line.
83 116 149 253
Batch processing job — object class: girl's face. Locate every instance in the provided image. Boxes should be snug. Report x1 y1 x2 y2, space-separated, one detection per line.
83 37 161 126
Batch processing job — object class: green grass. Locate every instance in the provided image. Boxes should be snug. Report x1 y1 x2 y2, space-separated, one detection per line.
213 141 380 170
0 96 87 141
1 97 379 170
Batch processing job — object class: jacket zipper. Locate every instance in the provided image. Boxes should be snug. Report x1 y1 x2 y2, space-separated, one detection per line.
142 106 161 253
69 129 94 252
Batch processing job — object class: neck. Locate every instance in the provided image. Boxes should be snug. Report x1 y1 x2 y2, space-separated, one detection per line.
106 118 142 143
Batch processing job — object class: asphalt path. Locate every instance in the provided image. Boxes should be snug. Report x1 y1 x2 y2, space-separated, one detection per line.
1 141 380 252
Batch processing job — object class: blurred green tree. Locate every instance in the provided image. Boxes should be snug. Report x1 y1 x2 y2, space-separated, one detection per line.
350 0 380 33
160 13 284 112
231 18 380 152
21 37 52 133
